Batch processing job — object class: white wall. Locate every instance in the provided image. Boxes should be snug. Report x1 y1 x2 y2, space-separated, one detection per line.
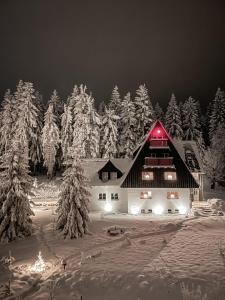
88 186 191 215
127 188 191 214
88 186 128 213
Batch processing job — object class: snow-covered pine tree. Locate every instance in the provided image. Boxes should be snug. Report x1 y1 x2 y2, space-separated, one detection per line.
134 84 155 141
0 90 17 155
154 102 164 123
182 97 201 140
101 107 119 158
203 124 225 187
56 153 90 239
14 81 41 165
42 104 60 178
68 85 79 109
98 100 106 115
48 90 63 127
72 85 100 158
109 85 121 116
209 87 225 140
0 140 34 243
61 104 73 162
119 92 137 158
165 93 183 139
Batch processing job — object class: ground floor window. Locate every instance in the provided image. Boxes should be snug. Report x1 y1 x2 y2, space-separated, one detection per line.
111 193 119 200
140 191 152 199
167 191 179 199
98 193 106 200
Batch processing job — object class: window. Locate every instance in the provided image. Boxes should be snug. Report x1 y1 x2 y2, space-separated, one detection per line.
140 191 152 199
142 171 154 180
110 172 117 180
167 192 179 199
164 172 177 180
99 193 106 200
102 172 108 182
111 193 119 200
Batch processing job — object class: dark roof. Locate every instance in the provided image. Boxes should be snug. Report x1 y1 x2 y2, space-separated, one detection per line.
121 120 199 189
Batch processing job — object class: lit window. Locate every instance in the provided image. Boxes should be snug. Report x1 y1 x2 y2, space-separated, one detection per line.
111 193 119 200
164 172 177 180
167 192 179 199
99 193 106 200
102 172 108 182
110 172 117 180
142 172 154 180
140 191 152 199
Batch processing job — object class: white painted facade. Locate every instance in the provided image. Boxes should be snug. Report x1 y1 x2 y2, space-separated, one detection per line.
88 185 191 215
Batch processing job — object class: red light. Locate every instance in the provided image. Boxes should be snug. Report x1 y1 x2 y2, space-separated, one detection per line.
157 129 161 134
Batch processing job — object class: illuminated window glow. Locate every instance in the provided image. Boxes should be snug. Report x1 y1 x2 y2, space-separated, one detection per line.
142 171 154 180
140 191 152 199
167 192 179 199
164 172 177 180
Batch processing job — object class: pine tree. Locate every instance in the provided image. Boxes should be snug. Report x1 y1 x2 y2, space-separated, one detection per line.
101 107 119 158
165 93 183 139
109 86 121 116
0 90 17 155
154 102 164 123
119 92 136 158
182 97 201 140
209 88 225 140
0 140 34 242
98 100 106 115
56 155 90 239
48 90 63 127
42 104 60 178
72 85 100 158
134 84 155 141
14 81 41 165
61 104 73 162
203 124 225 186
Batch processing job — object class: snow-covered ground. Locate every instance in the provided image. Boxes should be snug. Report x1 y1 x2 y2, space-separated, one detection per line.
1 208 225 300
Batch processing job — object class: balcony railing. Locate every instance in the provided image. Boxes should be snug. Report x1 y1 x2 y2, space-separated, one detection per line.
145 157 173 166
149 139 168 148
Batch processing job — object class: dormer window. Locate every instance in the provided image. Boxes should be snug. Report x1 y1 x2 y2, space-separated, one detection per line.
110 172 117 180
102 172 108 182
164 172 177 180
142 171 154 180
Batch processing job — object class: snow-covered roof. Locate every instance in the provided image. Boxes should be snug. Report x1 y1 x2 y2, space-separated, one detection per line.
81 158 132 186
173 140 204 173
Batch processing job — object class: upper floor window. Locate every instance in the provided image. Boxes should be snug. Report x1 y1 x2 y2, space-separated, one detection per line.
99 193 106 200
142 171 154 180
164 172 177 180
167 192 179 199
140 191 152 199
102 172 108 182
111 193 119 200
110 172 117 180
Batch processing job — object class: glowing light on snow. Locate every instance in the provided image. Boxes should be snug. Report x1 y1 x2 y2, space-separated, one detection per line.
153 205 164 215
29 251 46 273
104 203 113 213
130 206 140 215
178 206 187 214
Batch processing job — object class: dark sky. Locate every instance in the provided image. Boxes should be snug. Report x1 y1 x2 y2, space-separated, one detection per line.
0 0 225 109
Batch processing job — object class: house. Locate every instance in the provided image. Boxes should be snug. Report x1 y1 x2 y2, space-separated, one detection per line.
82 120 203 215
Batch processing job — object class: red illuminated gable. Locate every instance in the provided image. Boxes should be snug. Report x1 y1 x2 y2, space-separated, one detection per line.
147 120 171 141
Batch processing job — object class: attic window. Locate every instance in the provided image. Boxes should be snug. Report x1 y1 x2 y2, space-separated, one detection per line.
142 171 154 180
110 172 117 180
164 172 177 180
102 172 108 182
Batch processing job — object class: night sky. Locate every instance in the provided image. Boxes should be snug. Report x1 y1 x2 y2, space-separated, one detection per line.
0 0 225 109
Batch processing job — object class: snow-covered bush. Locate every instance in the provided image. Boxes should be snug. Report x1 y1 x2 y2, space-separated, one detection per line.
208 199 225 213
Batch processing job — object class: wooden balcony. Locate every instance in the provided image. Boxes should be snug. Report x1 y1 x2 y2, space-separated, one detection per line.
145 157 173 167
149 139 169 148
